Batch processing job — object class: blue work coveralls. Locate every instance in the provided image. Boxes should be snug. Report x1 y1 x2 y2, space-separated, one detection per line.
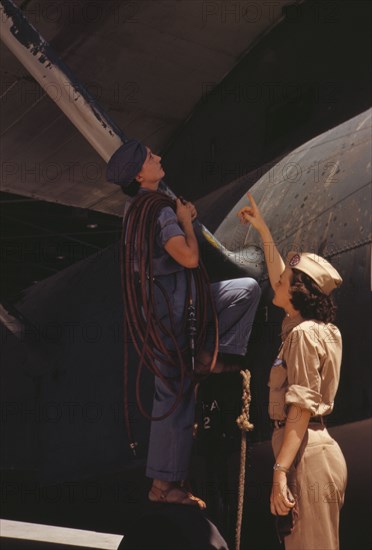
125 189 261 481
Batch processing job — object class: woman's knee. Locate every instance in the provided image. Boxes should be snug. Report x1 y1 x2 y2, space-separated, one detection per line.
241 277 261 303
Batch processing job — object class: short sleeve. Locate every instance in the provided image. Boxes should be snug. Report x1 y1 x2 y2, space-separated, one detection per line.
156 206 185 247
283 326 323 415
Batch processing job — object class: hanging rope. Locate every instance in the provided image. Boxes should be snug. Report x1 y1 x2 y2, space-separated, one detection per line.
120 190 219 453
235 369 254 550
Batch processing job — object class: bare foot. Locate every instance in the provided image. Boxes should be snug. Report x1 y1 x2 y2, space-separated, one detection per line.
149 481 206 509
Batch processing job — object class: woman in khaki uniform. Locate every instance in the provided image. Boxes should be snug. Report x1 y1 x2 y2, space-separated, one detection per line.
238 193 347 550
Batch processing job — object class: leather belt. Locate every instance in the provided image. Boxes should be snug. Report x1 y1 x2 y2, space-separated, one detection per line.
271 416 325 429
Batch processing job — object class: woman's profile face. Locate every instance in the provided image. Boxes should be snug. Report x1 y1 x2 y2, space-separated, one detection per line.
136 147 165 186
273 267 296 313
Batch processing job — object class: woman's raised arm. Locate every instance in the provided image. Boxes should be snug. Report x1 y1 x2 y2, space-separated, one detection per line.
238 192 285 290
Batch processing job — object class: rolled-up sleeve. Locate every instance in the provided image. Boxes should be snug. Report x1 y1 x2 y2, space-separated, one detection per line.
284 328 322 415
156 207 185 247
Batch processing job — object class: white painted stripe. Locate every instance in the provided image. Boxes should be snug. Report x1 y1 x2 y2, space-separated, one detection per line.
0 3 122 162
0 519 123 549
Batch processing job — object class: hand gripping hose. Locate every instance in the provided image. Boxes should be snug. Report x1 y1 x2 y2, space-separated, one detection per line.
120 191 218 455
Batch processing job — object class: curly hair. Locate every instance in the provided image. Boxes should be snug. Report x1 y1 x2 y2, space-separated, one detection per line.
289 269 337 323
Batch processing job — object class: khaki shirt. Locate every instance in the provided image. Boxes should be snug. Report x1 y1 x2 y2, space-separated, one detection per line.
268 315 342 420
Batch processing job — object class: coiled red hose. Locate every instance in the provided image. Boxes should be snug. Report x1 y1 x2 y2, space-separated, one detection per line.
120 191 218 452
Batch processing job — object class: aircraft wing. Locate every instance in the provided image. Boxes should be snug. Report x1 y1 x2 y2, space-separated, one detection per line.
1 0 293 214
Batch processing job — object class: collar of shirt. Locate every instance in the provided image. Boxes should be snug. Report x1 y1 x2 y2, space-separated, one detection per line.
281 313 304 341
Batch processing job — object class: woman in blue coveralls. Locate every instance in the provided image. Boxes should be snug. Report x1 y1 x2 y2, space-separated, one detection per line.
107 140 261 508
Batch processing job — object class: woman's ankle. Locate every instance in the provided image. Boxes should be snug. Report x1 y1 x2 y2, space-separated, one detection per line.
152 479 174 490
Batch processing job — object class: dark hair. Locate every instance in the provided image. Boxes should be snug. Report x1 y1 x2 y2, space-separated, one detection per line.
120 179 140 197
290 269 337 323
